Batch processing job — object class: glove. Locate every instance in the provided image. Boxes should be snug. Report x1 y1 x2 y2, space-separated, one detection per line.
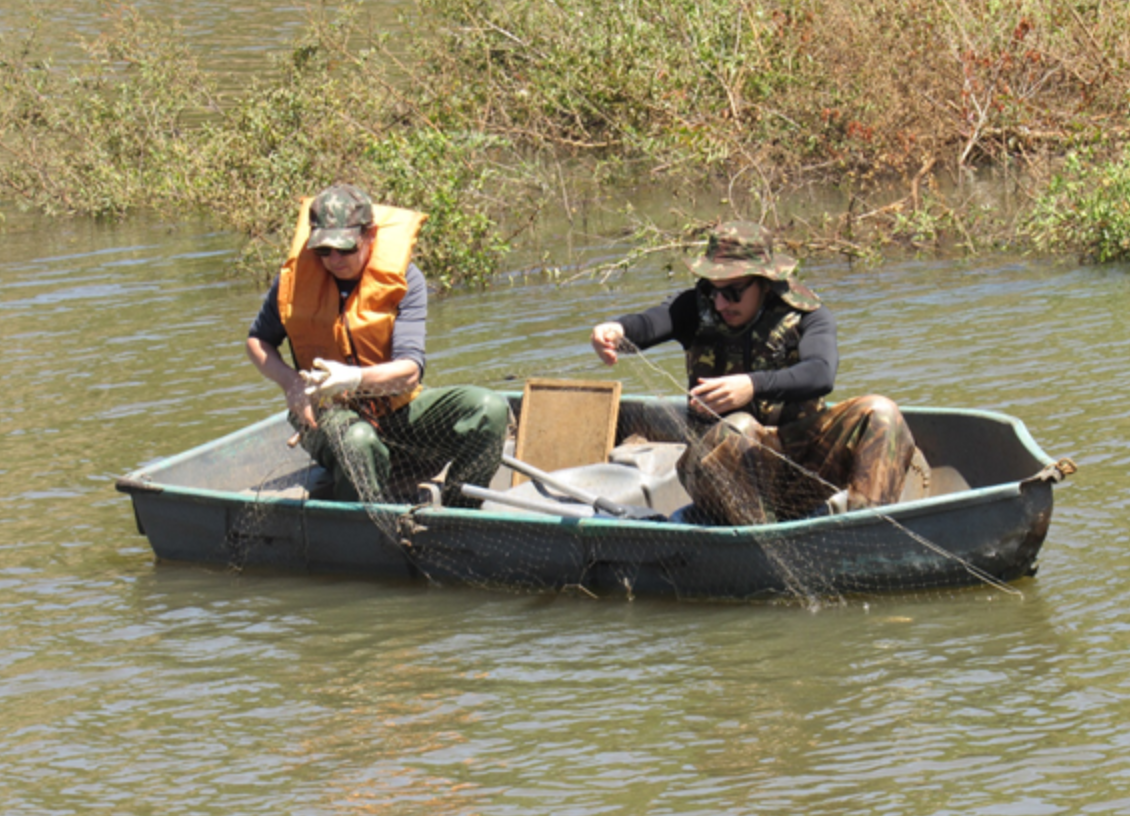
301 358 364 399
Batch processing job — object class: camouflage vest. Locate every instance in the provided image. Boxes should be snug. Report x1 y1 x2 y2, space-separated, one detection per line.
685 294 825 426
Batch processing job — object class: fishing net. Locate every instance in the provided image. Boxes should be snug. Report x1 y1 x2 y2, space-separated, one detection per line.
200 335 1061 606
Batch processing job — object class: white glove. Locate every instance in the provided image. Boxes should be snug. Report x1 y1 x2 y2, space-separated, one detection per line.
301 358 364 399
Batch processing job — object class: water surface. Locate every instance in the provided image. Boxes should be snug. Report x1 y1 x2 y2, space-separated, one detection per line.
1 206 1127 814
1 0 1128 812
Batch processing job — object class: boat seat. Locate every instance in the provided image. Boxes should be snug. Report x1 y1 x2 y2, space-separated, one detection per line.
481 463 645 517
896 447 971 502
481 440 692 517
608 440 690 514
898 447 931 503
924 465 971 497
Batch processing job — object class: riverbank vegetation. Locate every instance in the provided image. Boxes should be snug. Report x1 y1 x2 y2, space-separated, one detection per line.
1 0 1129 287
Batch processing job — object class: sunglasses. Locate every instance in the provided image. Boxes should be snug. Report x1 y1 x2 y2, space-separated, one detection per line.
699 278 757 304
313 245 360 258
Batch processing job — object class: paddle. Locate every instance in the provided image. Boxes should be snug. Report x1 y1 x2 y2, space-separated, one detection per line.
460 484 595 518
500 453 667 521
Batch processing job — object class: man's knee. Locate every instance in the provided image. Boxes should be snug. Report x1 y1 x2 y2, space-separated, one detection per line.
462 387 510 435
339 419 381 456
856 394 903 423
855 394 916 473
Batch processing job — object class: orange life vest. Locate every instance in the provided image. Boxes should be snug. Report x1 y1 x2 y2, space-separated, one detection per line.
277 198 428 417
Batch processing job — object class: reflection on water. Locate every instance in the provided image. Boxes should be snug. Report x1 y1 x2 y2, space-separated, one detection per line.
1 206 1129 814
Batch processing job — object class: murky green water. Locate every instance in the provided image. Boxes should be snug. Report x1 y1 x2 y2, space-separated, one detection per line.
2 204 1127 815
2 1 1130 813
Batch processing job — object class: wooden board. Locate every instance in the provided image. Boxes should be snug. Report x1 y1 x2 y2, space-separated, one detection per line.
512 378 622 486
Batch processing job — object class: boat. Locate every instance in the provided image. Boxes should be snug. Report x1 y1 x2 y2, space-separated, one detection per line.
115 393 1075 601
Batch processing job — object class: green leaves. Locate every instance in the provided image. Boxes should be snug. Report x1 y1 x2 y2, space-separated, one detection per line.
1025 149 1130 263
3 0 1130 282
0 4 516 289
367 130 512 288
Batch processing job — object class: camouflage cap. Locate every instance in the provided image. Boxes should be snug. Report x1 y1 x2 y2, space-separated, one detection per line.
306 183 374 251
687 221 820 311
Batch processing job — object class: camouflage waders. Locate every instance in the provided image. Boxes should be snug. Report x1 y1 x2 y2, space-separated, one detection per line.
677 395 917 525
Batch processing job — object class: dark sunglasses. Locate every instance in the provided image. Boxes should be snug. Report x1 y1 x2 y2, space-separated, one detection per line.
699 277 757 304
313 245 360 258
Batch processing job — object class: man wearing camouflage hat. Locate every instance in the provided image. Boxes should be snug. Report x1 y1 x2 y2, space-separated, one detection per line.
591 221 915 523
247 183 508 507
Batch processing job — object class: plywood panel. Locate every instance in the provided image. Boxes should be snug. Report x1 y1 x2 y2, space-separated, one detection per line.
512 379 621 486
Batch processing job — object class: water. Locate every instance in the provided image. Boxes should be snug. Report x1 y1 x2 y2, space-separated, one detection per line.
1 205 1127 814
0 0 410 76
2 1 1130 812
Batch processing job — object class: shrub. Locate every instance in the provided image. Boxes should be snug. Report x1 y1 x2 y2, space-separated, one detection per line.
3 0 1130 280
366 130 514 289
1025 149 1130 263
0 5 520 289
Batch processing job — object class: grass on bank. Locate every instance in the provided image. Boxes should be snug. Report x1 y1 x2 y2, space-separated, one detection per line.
1 0 1129 287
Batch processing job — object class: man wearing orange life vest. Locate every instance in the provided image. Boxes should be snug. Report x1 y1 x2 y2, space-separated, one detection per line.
246 183 509 507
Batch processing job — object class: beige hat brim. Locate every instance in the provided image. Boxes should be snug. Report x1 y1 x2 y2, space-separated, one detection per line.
687 253 822 312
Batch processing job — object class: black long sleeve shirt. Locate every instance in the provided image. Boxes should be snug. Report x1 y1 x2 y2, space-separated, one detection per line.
616 289 838 402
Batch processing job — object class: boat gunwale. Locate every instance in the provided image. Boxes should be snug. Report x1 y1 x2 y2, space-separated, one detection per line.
114 401 1056 539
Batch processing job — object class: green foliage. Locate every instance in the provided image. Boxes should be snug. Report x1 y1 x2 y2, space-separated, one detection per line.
891 205 945 248
3 0 1130 281
366 130 512 289
407 0 1130 178
1024 149 1130 263
188 21 376 244
0 4 518 290
0 7 217 217
412 0 790 160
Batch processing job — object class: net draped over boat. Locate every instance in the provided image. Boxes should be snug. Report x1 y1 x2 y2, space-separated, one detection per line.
223 340 1041 605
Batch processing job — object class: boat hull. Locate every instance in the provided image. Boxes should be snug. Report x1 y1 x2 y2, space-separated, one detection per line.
116 398 1070 600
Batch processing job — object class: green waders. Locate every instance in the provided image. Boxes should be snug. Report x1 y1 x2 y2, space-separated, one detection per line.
299 385 509 507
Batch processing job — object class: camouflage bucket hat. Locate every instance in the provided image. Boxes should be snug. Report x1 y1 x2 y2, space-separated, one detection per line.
687 221 820 311
306 183 374 251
